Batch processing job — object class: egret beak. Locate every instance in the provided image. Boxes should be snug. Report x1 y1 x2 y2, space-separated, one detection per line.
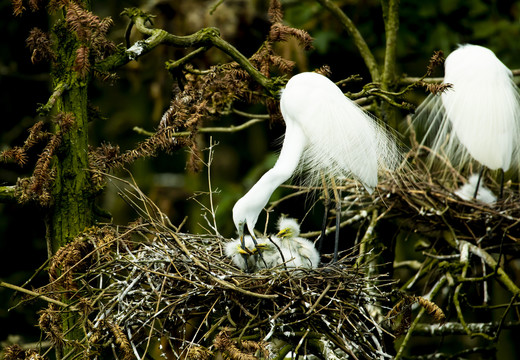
237 223 254 255
247 230 268 268
276 228 288 238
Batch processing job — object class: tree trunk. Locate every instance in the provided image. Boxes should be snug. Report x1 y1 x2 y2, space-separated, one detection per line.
47 12 94 359
46 83 93 256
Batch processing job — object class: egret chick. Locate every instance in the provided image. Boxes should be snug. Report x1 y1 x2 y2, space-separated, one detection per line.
224 236 281 272
276 217 320 269
454 173 497 205
414 44 520 198
233 72 401 254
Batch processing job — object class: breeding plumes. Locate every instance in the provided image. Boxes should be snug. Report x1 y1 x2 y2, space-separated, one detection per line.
276 216 320 269
232 72 401 254
414 44 520 198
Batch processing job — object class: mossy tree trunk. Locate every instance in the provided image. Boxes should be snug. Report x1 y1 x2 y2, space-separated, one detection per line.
46 82 93 255
47 8 95 358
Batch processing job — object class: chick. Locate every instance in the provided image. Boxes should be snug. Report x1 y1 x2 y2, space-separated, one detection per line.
224 236 281 271
454 173 497 205
276 216 320 269
225 217 320 271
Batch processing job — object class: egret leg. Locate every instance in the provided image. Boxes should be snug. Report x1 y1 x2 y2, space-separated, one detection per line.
499 169 505 199
318 197 329 253
473 166 485 200
239 237 252 272
330 177 341 263
318 172 329 253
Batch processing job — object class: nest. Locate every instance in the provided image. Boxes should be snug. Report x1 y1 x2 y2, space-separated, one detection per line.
28 175 400 360
37 225 394 360
377 142 520 246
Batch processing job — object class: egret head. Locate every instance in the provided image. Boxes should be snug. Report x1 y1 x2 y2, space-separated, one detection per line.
276 216 301 239
232 196 260 250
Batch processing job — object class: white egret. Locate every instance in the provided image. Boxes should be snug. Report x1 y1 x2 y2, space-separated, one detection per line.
454 173 497 205
414 44 520 198
276 216 320 269
232 72 401 256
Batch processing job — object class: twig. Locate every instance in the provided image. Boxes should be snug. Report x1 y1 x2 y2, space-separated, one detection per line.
0 280 70 308
355 208 378 267
394 275 447 360
133 117 265 137
411 321 520 336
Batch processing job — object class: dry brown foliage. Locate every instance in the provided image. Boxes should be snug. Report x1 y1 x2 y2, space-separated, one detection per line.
26 28 56 64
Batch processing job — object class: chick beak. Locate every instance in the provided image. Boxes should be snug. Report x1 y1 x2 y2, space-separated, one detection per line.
276 228 288 238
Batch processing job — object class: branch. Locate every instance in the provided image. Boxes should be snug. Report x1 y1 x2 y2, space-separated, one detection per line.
401 69 520 85
0 280 70 308
464 241 520 296
133 117 266 137
316 0 380 81
381 0 400 90
412 321 520 336
400 76 443 85
165 46 209 73
37 82 68 115
96 8 282 95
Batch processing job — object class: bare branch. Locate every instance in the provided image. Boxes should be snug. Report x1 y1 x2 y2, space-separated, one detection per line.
133 117 266 137
0 280 70 308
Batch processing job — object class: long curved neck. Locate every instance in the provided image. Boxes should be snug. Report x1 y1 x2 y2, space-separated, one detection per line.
238 123 307 233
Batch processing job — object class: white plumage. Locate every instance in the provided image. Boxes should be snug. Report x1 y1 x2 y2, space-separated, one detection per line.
224 236 281 272
233 72 401 247
225 217 320 271
454 173 497 205
224 236 259 271
276 217 320 269
415 44 520 173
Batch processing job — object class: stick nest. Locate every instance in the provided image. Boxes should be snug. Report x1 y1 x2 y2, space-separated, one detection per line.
37 207 394 360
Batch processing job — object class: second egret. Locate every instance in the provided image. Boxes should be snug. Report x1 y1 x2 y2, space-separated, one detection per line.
414 44 520 198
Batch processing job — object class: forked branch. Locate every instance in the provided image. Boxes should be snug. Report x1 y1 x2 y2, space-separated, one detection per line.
96 8 283 95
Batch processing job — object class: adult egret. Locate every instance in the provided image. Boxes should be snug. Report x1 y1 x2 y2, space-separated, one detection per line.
414 44 520 198
232 72 401 256
276 216 320 269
